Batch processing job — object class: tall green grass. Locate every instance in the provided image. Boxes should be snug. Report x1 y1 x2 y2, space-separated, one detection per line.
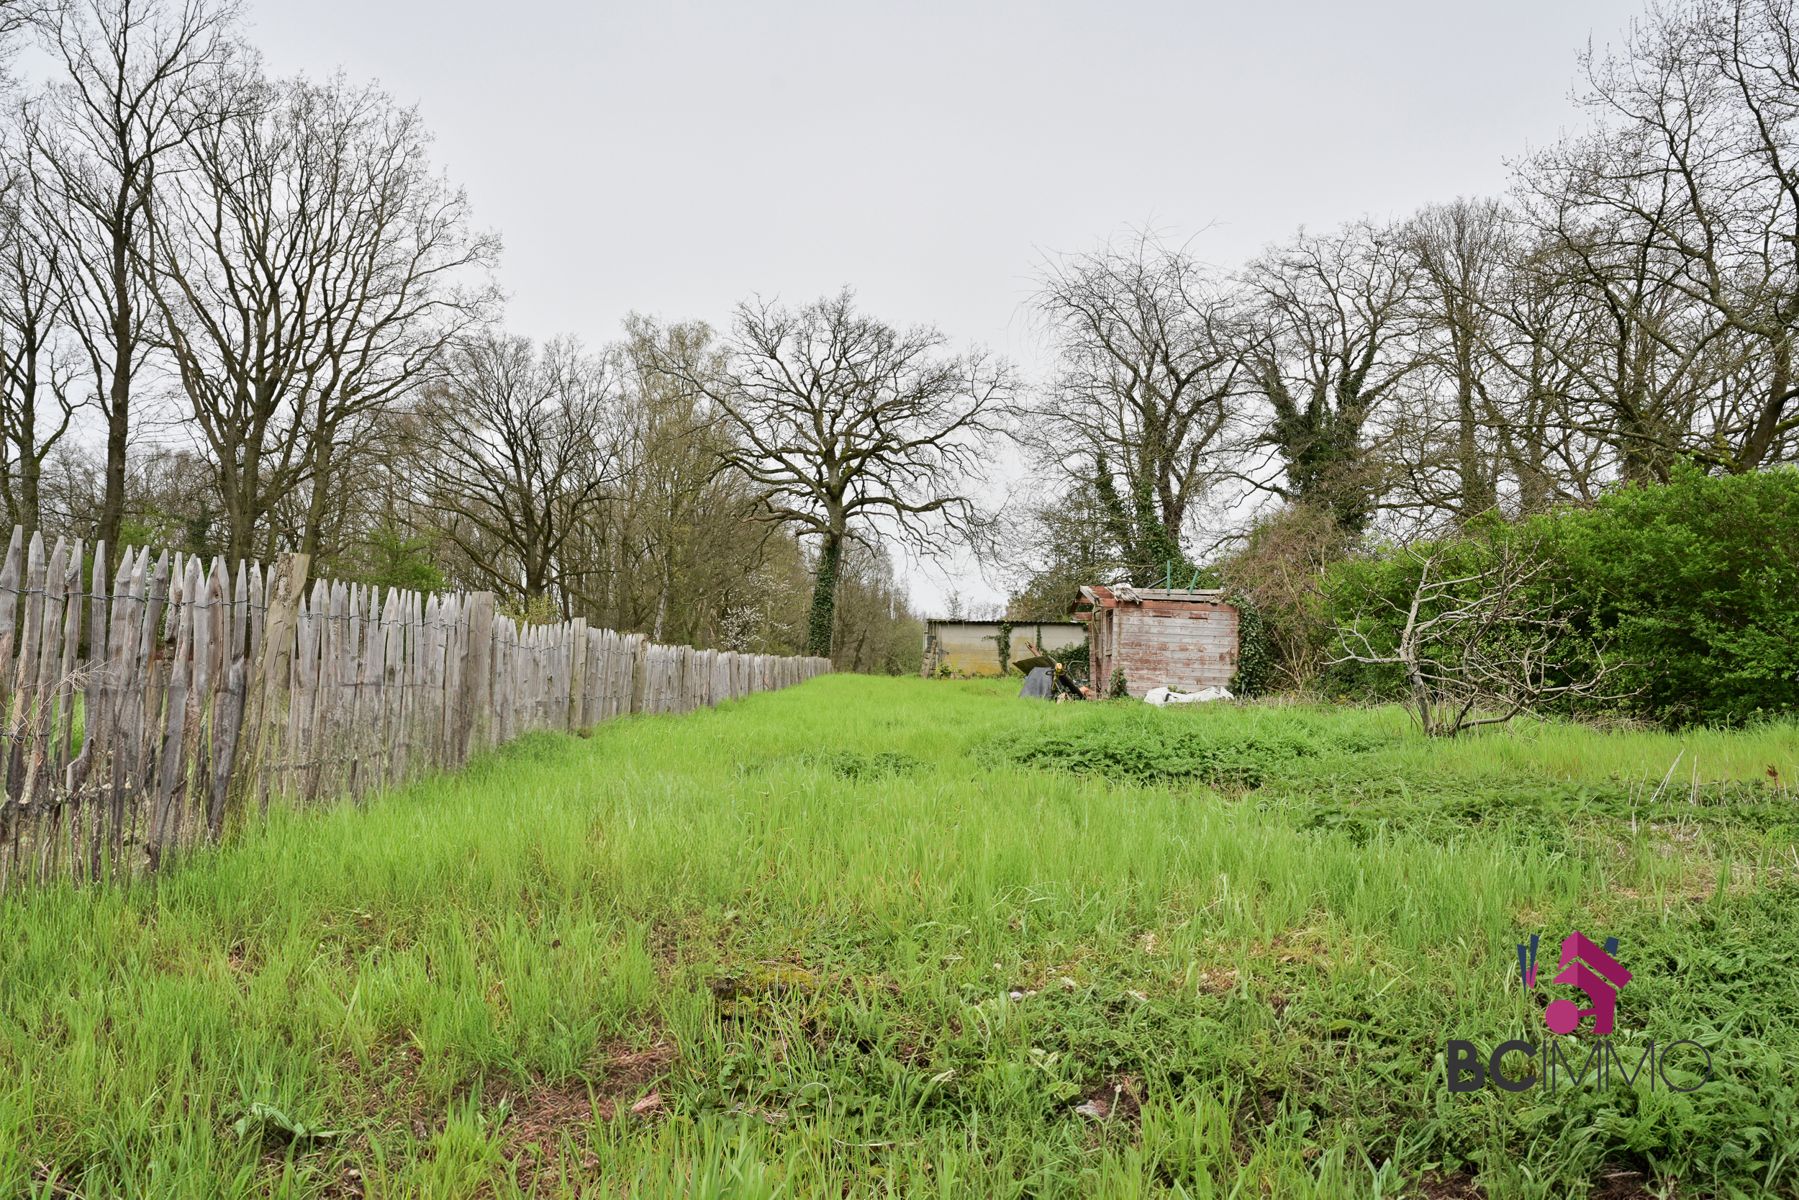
0 677 1794 1197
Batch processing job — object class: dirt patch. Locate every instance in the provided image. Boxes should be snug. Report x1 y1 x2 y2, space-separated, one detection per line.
497 1079 602 1186
337 1041 428 1123
488 1038 679 1193
595 1040 679 1107
1591 1166 1654 1198
1075 1074 1142 1127
1419 1170 1484 1198
1195 965 1239 995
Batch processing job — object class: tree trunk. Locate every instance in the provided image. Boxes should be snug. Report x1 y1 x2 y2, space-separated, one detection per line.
1456 372 1493 519
807 528 844 659
17 399 38 539
226 501 258 568
100 345 129 559
1736 336 1792 473
99 237 132 566
652 552 671 642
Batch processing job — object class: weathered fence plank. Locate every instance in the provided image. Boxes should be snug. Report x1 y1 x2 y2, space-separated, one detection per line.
0 525 830 891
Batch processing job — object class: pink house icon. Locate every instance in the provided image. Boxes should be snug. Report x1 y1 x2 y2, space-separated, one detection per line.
1543 931 1633 1036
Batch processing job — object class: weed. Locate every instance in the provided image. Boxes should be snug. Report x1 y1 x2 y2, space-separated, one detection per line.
813 749 925 782
996 703 1374 792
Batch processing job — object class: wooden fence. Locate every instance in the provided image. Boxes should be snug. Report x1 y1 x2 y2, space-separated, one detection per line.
0 529 830 890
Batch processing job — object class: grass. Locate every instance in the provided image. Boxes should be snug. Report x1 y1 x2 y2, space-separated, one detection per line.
1 675 1796 1198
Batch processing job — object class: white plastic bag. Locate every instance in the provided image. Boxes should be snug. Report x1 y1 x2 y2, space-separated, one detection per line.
1143 685 1234 706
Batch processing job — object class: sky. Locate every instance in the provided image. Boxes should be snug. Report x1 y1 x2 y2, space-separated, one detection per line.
241 0 1649 612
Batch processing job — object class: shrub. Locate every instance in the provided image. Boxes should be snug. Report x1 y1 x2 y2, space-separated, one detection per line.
1544 464 1799 725
1219 503 1351 690
1327 527 1620 735
1319 534 1515 703
1226 592 1275 697
1322 466 1799 726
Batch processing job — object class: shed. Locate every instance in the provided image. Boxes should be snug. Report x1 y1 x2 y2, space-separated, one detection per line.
921 618 1087 678
1073 586 1239 698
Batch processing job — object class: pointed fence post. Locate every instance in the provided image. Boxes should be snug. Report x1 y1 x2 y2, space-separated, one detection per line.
456 592 495 763
233 551 310 817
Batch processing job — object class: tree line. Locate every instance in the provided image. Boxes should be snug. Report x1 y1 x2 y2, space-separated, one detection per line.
0 0 1004 672
1005 0 1799 614
4 0 1794 677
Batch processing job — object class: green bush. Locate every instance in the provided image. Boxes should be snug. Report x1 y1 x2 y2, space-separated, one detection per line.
1322 466 1799 726
1218 502 1351 691
1548 465 1799 724
1319 526 1521 704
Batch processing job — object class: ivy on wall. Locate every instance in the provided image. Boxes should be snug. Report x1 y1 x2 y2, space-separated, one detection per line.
1108 666 1129 699
1226 591 1273 696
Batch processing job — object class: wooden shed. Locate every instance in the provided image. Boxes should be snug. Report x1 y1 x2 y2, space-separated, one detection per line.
1073 585 1239 698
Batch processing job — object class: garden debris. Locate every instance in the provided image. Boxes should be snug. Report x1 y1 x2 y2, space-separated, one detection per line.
1144 685 1233 706
1073 1075 1142 1124
1017 659 1090 701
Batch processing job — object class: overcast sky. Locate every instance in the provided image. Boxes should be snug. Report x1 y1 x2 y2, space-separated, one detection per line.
244 0 1648 611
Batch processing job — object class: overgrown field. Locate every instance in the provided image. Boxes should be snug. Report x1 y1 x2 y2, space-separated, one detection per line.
2 677 1797 1198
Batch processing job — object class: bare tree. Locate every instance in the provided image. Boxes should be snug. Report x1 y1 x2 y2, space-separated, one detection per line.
1219 503 1349 689
1509 0 1799 481
0 130 79 534
1480 234 1612 512
418 332 615 611
597 315 772 643
648 289 1010 657
1241 220 1422 534
29 0 237 559
1026 232 1244 581
1400 199 1510 520
149 65 498 564
1332 535 1621 736
0 1 31 76
997 483 1123 620
1387 202 1611 526
1519 138 1733 483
